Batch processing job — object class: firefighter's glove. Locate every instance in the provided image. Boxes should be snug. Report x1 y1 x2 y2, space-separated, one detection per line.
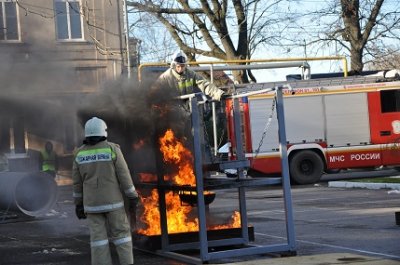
75 204 86 220
129 197 140 213
220 87 235 100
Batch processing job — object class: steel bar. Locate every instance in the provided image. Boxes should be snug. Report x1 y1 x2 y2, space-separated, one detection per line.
218 159 250 170
136 177 282 191
207 243 294 260
166 237 247 252
191 97 210 261
190 61 310 72
153 131 169 250
138 56 348 81
232 96 249 243
133 226 254 251
159 243 294 264
275 87 297 251
212 101 218 156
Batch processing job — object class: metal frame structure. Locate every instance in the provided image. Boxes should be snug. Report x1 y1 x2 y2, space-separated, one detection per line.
136 86 296 264
138 57 349 155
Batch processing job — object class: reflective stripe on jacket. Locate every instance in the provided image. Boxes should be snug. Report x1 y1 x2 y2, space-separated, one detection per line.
157 68 224 101
72 140 137 213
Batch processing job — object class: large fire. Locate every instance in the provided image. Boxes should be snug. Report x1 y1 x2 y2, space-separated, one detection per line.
137 129 241 236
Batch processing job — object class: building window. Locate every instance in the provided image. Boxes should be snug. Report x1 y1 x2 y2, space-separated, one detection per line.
54 0 83 40
0 1 19 41
75 66 106 90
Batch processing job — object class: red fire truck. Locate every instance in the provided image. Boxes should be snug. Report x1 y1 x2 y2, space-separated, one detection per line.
225 70 400 184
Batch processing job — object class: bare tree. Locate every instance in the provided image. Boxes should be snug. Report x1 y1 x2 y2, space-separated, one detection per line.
288 0 400 74
127 0 290 83
366 48 400 69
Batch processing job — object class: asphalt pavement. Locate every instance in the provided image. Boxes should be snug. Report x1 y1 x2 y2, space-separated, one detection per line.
0 173 399 265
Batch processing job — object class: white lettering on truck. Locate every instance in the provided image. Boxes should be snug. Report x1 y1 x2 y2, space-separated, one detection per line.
330 155 345 162
350 153 380 161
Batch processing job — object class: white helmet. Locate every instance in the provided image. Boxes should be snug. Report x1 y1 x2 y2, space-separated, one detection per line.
84 117 107 137
171 51 187 68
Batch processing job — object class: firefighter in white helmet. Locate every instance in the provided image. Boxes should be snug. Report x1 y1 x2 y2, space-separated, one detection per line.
155 51 225 101
72 117 139 265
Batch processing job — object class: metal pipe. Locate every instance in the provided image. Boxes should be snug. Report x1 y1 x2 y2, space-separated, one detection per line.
138 62 308 81
122 0 131 78
275 87 297 251
190 97 209 261
190 61 310 72
212 102 217 156
232 97 249 244
209 64 218 157
138 56 348 81
0 172 58 217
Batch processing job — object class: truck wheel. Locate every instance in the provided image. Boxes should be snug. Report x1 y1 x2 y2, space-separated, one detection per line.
289 150 324 185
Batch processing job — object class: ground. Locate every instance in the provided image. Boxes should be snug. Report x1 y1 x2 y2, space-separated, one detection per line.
0 174 399 265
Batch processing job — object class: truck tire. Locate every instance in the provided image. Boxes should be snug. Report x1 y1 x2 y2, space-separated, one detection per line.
289 150 324 185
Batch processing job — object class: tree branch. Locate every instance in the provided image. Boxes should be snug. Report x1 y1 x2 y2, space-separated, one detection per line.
361 0 384 46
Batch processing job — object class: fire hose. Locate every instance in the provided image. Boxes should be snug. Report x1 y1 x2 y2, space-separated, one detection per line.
0 172 58 217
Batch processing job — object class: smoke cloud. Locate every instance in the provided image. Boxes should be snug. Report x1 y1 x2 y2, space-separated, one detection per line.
0 46 79 153
78 75 189 178
0 45 187 179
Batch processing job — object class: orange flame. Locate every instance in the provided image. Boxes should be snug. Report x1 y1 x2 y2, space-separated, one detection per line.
212 211 241 230
159 129 195 186
138 189 199 235
138 129 241 235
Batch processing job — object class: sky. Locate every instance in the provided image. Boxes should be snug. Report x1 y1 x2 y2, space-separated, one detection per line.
249 52 345 82
129 0 400 83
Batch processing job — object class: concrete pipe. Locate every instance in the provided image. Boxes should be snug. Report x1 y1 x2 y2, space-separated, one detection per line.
0 172 58 217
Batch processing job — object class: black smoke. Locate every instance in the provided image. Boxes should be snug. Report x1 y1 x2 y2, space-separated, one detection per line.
77 75 190 180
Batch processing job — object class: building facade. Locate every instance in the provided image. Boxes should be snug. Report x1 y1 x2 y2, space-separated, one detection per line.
0 0 134 166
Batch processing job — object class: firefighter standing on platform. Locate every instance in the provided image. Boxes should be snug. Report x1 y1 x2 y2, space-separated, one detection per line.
152 51 230 165
72 117 139 265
